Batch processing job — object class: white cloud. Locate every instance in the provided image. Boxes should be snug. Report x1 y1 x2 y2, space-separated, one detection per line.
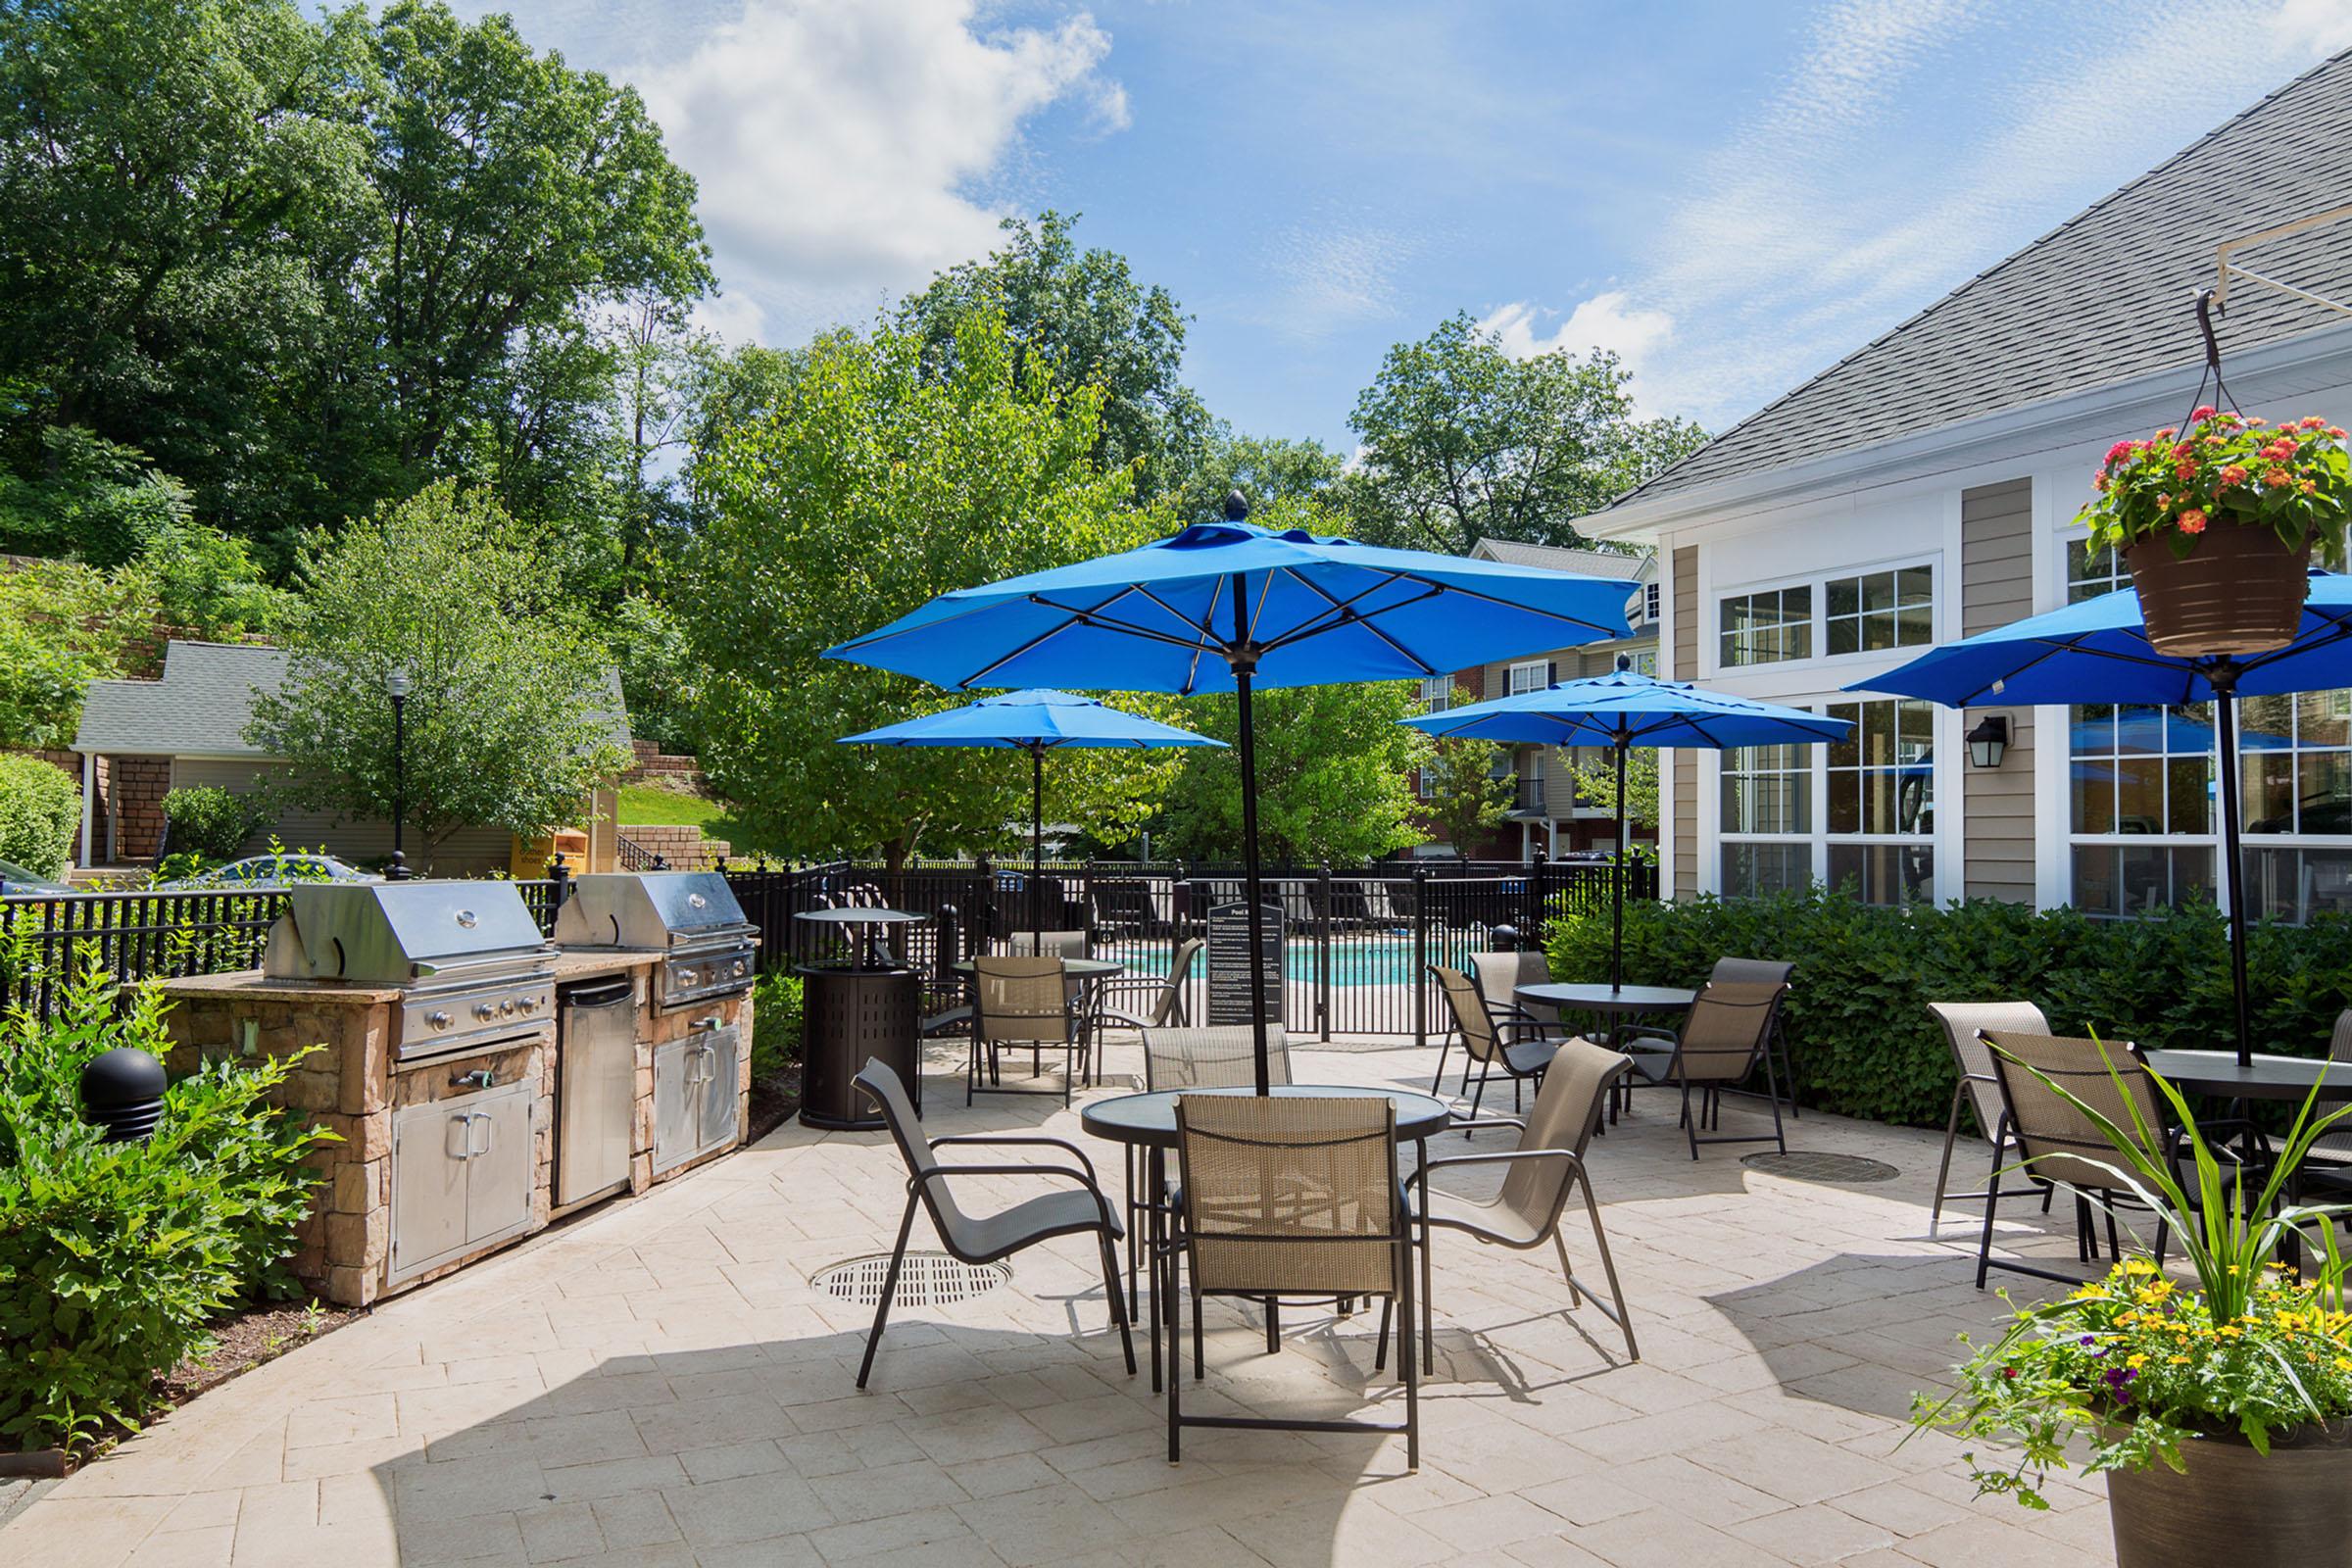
1613 0 2352 429
637 0 1126 344
1254 217 1418 341
1480 294 1677 401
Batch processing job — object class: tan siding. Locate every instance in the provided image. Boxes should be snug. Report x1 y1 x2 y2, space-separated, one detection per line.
1671 547 1699 899
1958 478 2036 903
170 759 514 877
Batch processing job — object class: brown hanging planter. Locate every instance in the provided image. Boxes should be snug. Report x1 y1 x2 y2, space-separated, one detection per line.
2126 524 2311 657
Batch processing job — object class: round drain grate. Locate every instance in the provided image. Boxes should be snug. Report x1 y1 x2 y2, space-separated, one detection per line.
1740 1151 1902 1184
813 1251 1010 1308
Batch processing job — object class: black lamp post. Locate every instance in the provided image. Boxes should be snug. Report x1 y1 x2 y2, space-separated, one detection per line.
386 670 411 880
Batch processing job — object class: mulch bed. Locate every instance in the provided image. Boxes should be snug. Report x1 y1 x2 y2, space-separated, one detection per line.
158 1297 362 1407
745 1063 803 1146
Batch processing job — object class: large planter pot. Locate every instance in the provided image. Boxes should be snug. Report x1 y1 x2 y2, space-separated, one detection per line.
2104 1421 2352 1567
2126 525 2311 657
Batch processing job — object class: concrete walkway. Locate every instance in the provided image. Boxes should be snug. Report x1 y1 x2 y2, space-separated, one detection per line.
0 1039 2113 1567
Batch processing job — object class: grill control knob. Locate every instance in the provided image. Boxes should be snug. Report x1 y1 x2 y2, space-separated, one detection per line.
428 1011 452 1030
677 969 699 987
518 996 538 1014
473 1003 495 1022
500 999 516 1016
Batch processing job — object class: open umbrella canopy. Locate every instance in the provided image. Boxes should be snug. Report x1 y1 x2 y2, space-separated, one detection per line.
1857 570 2352 707
826 501 1641 1095
839 689 1224 750
1398 661 1852 750
824 515 1641 692
1854 570 2352 1067
1400 659 1849 987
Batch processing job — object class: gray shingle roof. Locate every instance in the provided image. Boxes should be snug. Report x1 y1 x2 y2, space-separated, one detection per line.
1615 47 2352 507
1470 537 1656 581
74 642 632 758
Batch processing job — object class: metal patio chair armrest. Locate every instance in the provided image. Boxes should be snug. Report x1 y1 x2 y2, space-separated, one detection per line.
1618 1025 1679 1049
914 1162 1119 1226
929 1131 1103 1188
1448 1115 1527 1135
1411 1147 1582 1198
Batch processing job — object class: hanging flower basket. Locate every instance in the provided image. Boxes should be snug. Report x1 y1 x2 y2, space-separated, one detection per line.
2080 408 2351 657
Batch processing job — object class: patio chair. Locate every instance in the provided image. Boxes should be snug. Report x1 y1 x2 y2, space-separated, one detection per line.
1925 1001 2052 1238
1472 949 1560 1037
1430 963 1559 1124
1132 1025 1297 1317
1622 980 1788 1159
1166 1094 1418 1468
969 955 1086 1105
1093 937 1203 1036
1711 956 1799 1120
1974 1030 2191 1288
2299 1008 2352 1170
1396 1037 1639 1372
851 1061 1133 1388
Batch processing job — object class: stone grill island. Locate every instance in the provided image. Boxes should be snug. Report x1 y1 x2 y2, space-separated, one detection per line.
157 874 756 1305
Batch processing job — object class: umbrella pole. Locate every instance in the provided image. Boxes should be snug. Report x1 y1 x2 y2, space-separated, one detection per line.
1031 743 1045 951
1229 575 1273 1097
1612 737 1627 994
2211 667 2254 1067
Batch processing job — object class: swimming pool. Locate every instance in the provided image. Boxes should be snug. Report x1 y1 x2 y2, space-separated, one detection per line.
1118 933 1431 988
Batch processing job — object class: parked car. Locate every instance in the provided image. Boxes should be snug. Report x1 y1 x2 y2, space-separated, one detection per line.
159 854 377 891
0 858 74 895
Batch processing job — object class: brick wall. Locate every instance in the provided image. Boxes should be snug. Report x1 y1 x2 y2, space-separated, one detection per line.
621 739 707 789
108 757 172 861
618 823 729 869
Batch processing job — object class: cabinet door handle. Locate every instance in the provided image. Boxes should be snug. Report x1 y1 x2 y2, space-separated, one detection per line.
450 1111 473 1158
471 1111 494 1159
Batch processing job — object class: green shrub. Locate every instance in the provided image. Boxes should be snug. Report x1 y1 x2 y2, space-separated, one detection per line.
0 951 330 1452
749 968 803 1083
1544 887 2352 1127
0 754 79 877
161 786 267 860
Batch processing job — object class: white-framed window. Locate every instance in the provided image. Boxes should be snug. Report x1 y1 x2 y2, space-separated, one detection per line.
1419 674 1452 713
1644 581 1661 624
1824 565 1935 656
2235 690 2352 923
1626 648 1658 677
1824 696 1936 905
1415 766 1436 801
2066 536 2127 604
1507 660 1550 695
1720 740 1811 899
1719 585 1812 667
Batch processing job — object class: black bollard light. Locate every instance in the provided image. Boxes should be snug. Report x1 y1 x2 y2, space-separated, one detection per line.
1491 923 1520 953
81 1047 167 1144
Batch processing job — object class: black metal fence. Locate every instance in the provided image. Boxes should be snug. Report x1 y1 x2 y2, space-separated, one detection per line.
1 858 1655 1039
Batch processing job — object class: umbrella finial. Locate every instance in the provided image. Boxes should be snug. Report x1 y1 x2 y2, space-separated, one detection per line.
1615 654 1633 673
1223 489 1250 522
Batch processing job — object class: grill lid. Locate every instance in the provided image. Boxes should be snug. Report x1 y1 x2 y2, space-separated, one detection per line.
264 881 551 983
554 871 751 950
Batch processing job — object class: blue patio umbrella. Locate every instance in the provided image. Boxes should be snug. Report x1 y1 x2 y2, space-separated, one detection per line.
840 689 1221 945
827 495 1639 1092
1856 570 2352 1066
1401 656 1851 988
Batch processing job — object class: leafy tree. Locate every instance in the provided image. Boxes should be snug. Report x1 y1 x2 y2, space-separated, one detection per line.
1563 747 1660 861
0 755 80 878
246 482 629 865
686 313 1178 868
898 212 1208 500
1419 737 1513 858
122 518 291 638
1344 312 1709 554
0 559 149 750
0 427 193 567
1173 426 1347 527
1157 661 1432 866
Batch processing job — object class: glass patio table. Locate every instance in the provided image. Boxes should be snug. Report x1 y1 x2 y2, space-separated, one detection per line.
1516 983 1697 1120
1082 1084 1450 1391
2141 1050 2352 1102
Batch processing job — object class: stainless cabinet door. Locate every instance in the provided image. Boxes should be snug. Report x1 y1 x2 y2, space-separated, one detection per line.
391 1101 471 1282
696 1024 741 1156
465 1079 535 1248
651 1038 697 1174
558 996 637 1204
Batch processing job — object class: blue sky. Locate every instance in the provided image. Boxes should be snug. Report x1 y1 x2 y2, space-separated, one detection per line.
466 0 2352 449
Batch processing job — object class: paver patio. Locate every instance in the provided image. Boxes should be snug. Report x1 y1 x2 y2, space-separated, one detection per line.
0 1038 2115 1567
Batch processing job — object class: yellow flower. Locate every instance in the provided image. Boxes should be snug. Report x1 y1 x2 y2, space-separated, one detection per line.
2171 1356 2190 1365
2334 1357 2352 1373
2126 1354 2148 1369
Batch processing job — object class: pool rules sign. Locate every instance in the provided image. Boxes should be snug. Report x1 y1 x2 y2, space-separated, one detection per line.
1205 903 1284 1026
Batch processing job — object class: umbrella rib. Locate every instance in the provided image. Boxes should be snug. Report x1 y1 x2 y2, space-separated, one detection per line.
1274 568 1445 673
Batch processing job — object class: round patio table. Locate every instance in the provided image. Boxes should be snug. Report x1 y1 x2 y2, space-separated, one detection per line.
1082 1084 1450 1392
796 906 924 968
1516 983 1696 1121
951 956 1124 980
2140 1050 2352 1102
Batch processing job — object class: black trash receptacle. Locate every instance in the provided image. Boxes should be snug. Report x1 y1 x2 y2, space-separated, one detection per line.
798 962 922 1130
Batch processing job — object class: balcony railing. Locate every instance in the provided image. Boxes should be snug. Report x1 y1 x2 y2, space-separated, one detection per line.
1510 778 1547 816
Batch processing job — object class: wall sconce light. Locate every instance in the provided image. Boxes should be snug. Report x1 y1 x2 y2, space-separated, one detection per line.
1966 713 2009 769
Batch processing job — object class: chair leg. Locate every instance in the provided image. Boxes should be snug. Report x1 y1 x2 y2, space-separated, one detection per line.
1420 1212 1436 1377
2104 1209 2121 1263
1760 1043 1788 1156
1468 1059 1492 1131
1166 1246 1183 1463
1429 1032 1451 1097
1397 1235 1418 1471
1098 1232 1137 1377
856 1195 919 1390
1975 1121 2008 1291
1554 1228 1584 1306
1681 1080 1699 1160
1929 1081 1968 1240
1374 1295 1393 1370
1194 1289 1205 1379
1574 1183 1639 1361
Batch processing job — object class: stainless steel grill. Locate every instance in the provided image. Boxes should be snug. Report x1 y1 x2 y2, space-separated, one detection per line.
262 882 557 1063
553 871 757 1010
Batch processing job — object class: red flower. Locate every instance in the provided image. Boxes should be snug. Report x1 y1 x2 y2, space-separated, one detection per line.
2191 405 2220 421
2104 439 2138 466
2262 439 2297 463
2265 466 2294 488
2179 509 2208 535
2175 458 2199 481
2329 427 2347 440
2155 427 2177 441
2220 466 2249 488
2301 416 2328 430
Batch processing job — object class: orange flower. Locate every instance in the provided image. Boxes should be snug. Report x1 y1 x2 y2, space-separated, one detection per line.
2220 466 2249 487
2179 510 2209 535
2265 466 2294 487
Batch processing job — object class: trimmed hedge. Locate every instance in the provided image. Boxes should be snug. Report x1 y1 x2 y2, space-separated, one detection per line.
0 754 78 879
1544 888 2352 1127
